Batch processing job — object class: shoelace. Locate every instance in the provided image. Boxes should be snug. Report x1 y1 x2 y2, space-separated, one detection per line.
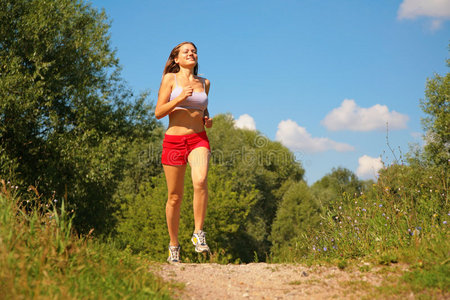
169 246 180 260
197 231 207 245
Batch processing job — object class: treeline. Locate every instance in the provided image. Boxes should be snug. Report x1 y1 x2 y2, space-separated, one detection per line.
1 0 448 270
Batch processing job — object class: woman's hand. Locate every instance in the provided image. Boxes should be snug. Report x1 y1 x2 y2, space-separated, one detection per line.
180 85 193 100
203 116 213 128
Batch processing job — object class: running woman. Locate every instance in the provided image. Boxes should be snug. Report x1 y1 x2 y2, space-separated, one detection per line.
155 42 212 263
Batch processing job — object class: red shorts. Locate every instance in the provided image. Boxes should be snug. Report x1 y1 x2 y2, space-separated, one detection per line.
161 131 210 165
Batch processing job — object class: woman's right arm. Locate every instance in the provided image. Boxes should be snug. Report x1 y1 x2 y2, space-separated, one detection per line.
155 74 192 119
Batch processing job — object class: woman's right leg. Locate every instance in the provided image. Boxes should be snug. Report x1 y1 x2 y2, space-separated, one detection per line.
163 164 187 246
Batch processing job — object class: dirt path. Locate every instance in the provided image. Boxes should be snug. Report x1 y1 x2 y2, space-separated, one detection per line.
151 262 412 299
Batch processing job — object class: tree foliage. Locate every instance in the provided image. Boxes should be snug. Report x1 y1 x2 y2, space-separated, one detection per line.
311 167 370 209
420 67 450 170
0 0 161 234
207 114 305 260
270 180 321 258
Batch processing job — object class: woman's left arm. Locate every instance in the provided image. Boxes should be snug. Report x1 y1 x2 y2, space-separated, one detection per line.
203 79 213 128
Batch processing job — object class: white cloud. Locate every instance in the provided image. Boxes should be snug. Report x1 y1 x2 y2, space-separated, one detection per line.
321 99 409 132
275 119 355 154
356 155 384 180
398 0 450 19
398 0 450 30
234 114 256 130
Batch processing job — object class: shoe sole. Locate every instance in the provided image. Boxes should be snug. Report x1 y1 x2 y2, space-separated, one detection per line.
194 248 209 253
167 259 180 263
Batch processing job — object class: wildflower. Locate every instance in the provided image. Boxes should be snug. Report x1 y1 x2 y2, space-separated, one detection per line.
335 216 339 220
339 206 342 210
379 204 383 208
323 247 327 251
54 199 58 203
386 217 389 220
444 221 448 225
382 213 385 216
362 208 366 212
312 246 316 251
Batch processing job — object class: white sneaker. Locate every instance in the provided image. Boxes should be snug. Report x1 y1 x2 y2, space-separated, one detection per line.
191 230 210 253
167 245 181 263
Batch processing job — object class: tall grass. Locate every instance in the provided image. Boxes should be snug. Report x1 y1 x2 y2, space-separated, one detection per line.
275 164 449 293
0 180 172 299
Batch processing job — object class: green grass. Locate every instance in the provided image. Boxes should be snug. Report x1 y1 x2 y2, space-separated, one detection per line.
403 264 450 292
0 180 173 299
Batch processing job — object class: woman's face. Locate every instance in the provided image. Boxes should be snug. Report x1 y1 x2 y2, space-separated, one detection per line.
175 44 198 68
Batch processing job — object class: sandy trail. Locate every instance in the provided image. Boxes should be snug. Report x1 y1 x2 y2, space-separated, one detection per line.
151 262 411 299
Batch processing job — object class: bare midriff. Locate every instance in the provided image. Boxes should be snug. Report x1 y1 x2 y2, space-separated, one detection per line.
165 108 205 135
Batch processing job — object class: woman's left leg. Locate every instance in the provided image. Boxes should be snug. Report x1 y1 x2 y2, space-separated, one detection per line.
188 146 210 232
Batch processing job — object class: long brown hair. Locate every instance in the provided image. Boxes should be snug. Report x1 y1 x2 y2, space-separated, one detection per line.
163 42 198 75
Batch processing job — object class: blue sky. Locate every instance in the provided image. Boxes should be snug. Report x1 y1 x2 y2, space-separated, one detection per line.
90 0 449 184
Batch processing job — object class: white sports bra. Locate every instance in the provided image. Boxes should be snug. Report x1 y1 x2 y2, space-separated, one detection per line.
169 74 208 111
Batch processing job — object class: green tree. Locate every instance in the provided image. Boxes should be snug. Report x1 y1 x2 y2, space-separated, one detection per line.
420 65 449 170
311 167 368 209
270 181 321 259
0 0 161 234
207 114 304 260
